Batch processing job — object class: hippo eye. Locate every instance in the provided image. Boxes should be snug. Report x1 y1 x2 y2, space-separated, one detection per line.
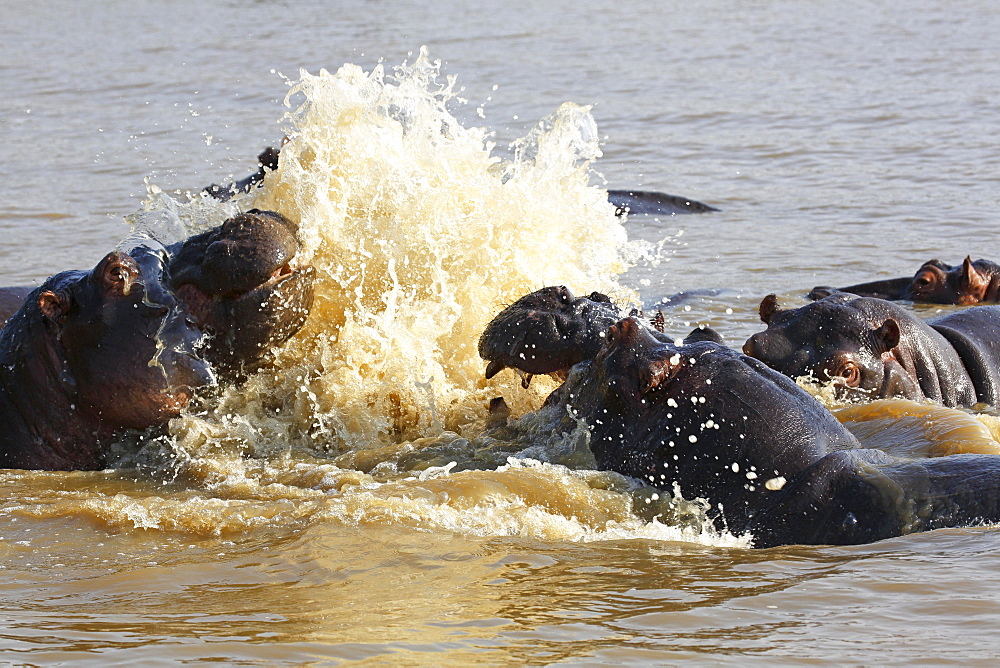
831 361 860 387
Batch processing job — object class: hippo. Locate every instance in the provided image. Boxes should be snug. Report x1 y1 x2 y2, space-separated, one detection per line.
203 146 281 201
0 210 315 381
810 257 1000 305
205 144 718 217
743 293 1000 408
0 247 216 470
479 286 625 387
606 189 718 216
497 315 1000 547
166 209 315 380
478 285 722 388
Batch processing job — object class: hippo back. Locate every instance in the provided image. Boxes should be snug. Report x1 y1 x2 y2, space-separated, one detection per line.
558 320 859 536
930 306 1000 405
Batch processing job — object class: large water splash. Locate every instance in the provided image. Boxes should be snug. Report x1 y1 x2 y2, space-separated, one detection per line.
164 48 648 456
108 50 747 547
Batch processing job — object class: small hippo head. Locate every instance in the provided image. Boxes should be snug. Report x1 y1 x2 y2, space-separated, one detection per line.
169 209 315 379
909 257 993 305
32 248 214 430
743 293 920 402
478 286 623 387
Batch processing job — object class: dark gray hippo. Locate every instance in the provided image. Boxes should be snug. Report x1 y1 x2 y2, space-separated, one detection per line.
743 293 1000 408
495 315 1000 547
810 257 1000 305
478 285 723 387
606 189 718 216
479 286 624 387
0 210 315 382
0 247 216 470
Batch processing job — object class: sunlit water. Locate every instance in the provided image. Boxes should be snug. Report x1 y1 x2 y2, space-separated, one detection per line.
1 0 1000 663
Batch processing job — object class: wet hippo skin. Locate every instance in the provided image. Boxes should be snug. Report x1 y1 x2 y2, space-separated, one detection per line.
811 257 1000 305
0 248 215 470
528 317 1000 547
166 209 315 380
0 210 315 382
744 293 1000 408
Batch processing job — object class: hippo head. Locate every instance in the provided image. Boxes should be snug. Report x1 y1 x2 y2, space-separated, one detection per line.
18 249 215 437
168 209 315 379
743 293 922 402
909 257 991 305
478 286 623 387
554 317 853 532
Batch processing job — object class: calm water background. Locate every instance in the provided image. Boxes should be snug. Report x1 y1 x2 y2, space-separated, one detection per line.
2 0 1000 663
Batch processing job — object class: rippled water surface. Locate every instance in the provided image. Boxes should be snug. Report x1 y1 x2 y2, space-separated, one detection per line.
2 0 1000 663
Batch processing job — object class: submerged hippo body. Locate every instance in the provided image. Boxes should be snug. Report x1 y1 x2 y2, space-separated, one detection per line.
205 144 718 217
606 189 718 216
0 248 215 470
811 257 1000 305
537 318 1000 547
743 293 1000 408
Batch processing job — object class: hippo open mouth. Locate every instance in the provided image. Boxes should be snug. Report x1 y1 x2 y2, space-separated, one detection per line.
167 210 316 380
479 285 624 386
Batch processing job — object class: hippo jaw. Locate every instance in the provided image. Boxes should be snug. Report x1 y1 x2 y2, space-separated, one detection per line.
168 210 315 380
195 264 316 377
479 285 622 386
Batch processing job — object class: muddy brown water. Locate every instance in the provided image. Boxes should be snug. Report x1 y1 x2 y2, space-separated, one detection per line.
1 1 1000 663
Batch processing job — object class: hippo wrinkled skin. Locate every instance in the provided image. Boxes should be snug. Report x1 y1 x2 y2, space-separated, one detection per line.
478 285 723 387
743 293 1000 408
479 286 624 387
811 257 1000 305
0 248 215 470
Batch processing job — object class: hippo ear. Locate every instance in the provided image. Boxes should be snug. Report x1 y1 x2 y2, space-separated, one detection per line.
38 290 71 323
640 353 683 394
759 294 781 324
872 319 901 353
97 252 139 296
959 256 989 302
586 291 612 304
